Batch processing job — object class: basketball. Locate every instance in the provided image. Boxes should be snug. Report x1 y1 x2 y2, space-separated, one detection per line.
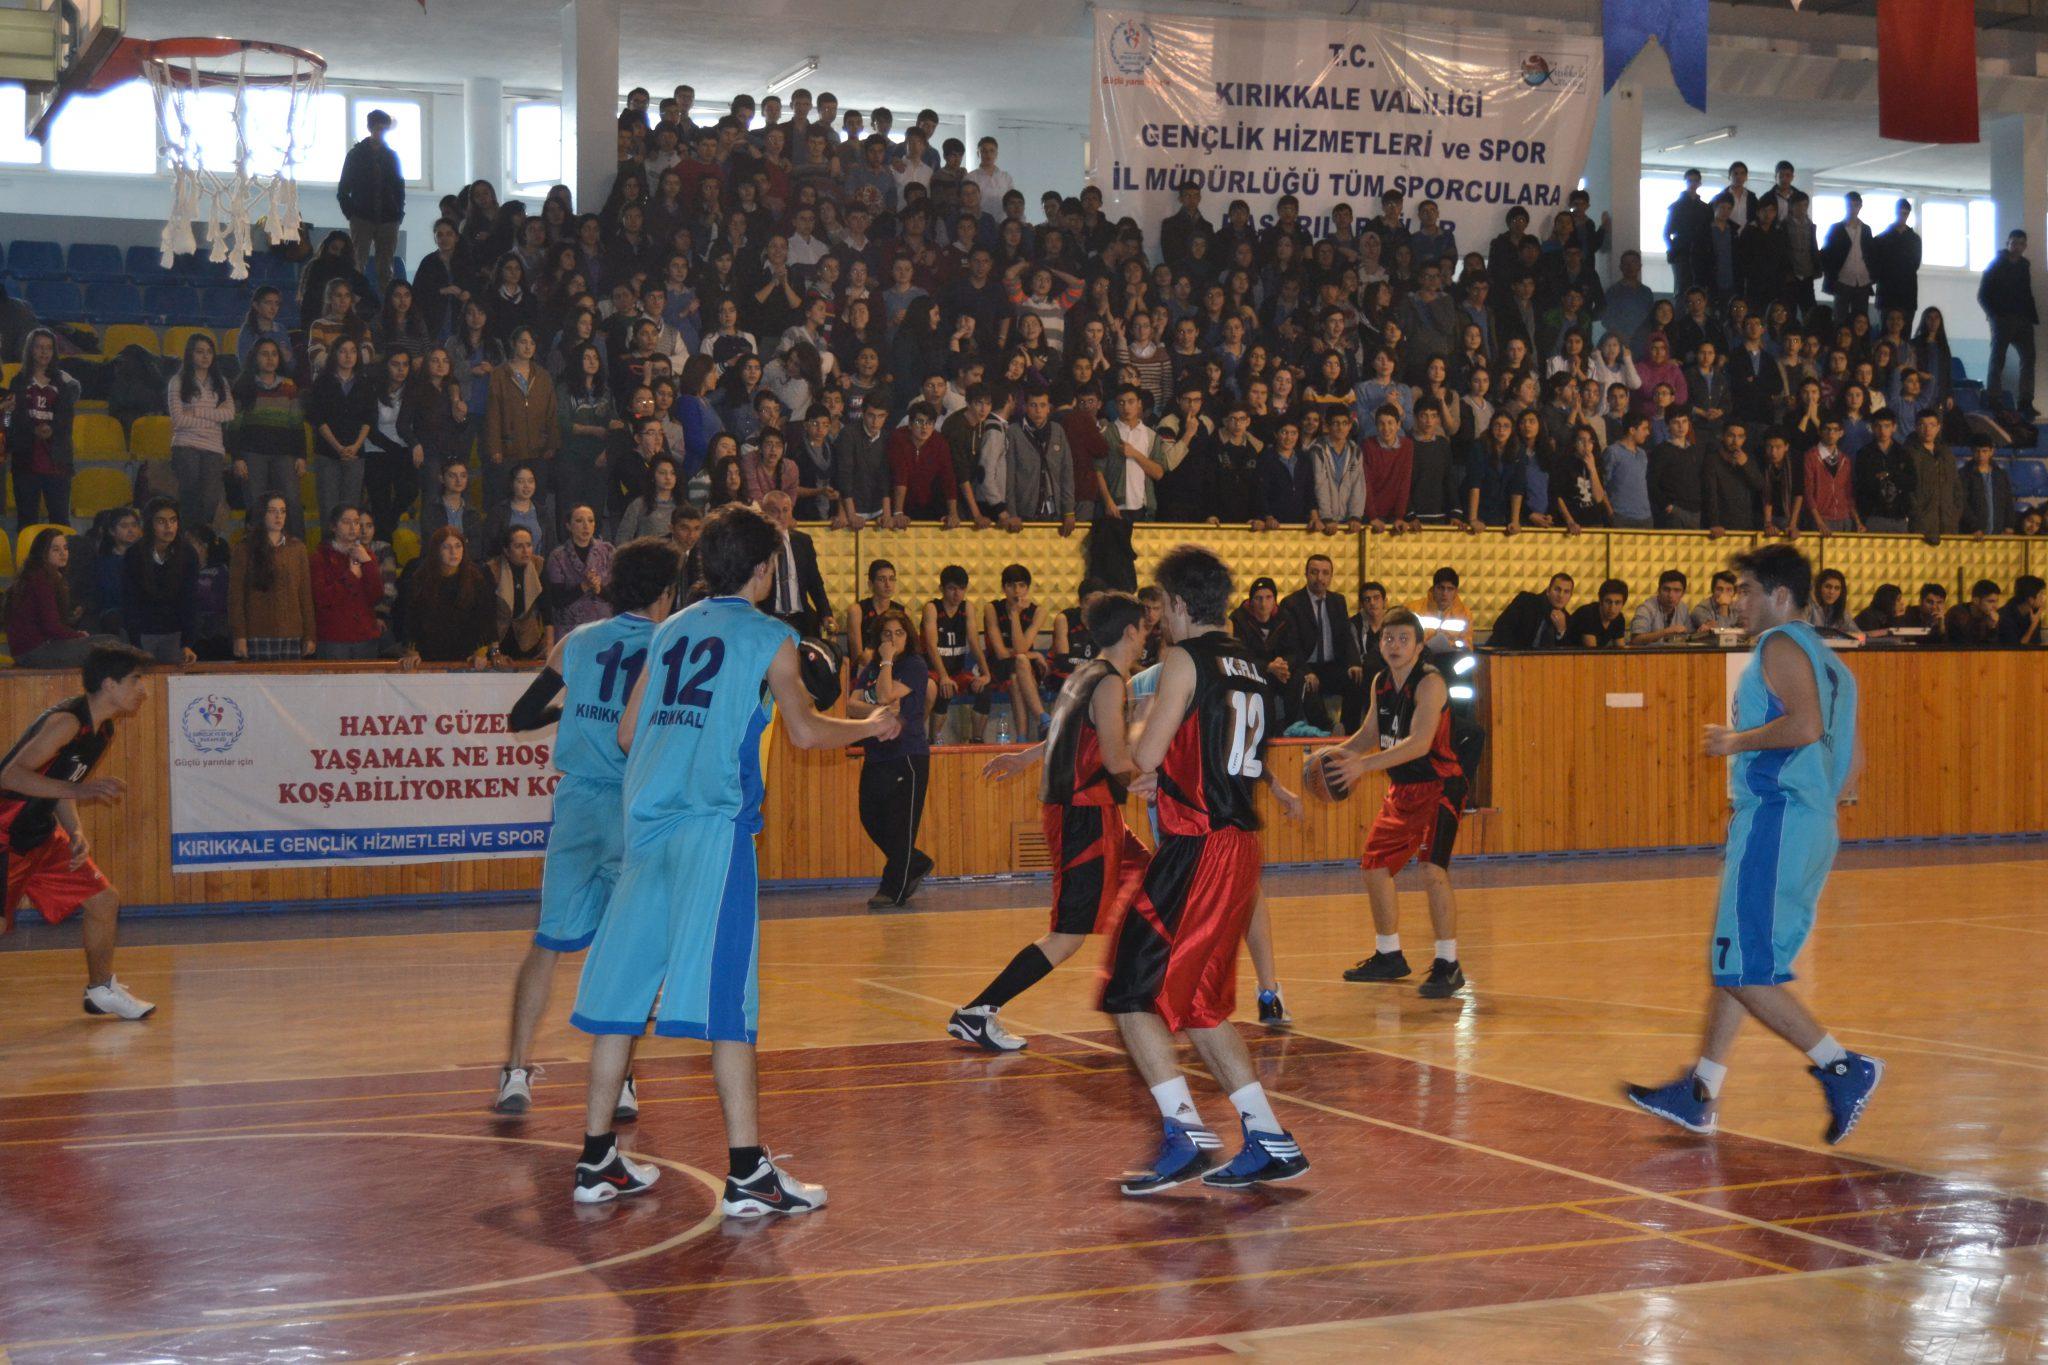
1302 747 1353 803
797 638 843 710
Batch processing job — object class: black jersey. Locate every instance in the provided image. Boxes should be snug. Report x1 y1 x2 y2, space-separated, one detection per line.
1156 631 1271 835
856 596 893 652
0 697 112 853
1053 606 1098 677
1040 659 1124 807
1374 662 1461 786
991 599 1040 655
930 597 972 675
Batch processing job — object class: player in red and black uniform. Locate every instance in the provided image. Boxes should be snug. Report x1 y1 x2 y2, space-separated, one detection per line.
921 564 992 744
1110 545 1309 1197
1047 578 1105 687
845 557 902 672
0 644 154 1019
1319 608 1468 999
949 591 1151 1052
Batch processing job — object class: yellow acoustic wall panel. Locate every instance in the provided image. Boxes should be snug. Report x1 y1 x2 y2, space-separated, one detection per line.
798 521 862 610
1131 524 1362 604
1816 533 2036 603
1603 530 1760 613
1364 527 1610 626
852 524 1090 619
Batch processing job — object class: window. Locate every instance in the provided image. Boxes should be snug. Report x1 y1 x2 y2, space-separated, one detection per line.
1968 199 1999 272
47 80 156 174
1920 200 1969 269
512 102 561 188
1638 175 1689 249
0 86 41 165
354 98 422 180
1807 191 1848 239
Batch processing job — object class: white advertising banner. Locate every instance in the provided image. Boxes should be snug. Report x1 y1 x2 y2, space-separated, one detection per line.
1091 11 1600 246
167 674 558 872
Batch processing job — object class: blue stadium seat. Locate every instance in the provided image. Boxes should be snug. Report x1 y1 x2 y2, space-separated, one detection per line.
83 281 148 324
1951 355 1970 384
25 279 83 319
143 284 200 323
126 245 173 280
7 240 66 279
249 254 298 287
200 285 247 327
66 243 126 282
171 253 231 283
2011 458 2048 499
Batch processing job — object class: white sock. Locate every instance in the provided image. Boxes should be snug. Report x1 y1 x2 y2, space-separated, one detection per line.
1150 1075 1204 1127
1434 939 1458 963
1806 1035 1848 1067
1375 934 1401 954
1229 1081 1282 1135
1693 1057 1728 1099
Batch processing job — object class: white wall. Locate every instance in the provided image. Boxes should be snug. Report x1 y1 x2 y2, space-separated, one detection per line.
973 117 1086 209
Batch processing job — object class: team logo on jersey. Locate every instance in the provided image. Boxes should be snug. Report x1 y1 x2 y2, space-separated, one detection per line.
182 694 246 754
1106 19 1156 77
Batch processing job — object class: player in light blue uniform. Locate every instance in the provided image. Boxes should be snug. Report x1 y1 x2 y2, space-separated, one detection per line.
1627 545 1884 1146
493 538 681 1117
568 505 899 1209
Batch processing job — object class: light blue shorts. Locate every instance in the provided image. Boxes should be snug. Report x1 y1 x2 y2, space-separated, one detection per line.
1711 799 1836 987
533 773 624 952
570 817 761 1044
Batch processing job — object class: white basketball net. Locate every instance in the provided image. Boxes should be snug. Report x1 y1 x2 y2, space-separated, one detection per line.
145 46 324 281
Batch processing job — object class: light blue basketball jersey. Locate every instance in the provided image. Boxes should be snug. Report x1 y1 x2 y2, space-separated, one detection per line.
553 613 655 783
1729 620 1857 811
622 596 797 841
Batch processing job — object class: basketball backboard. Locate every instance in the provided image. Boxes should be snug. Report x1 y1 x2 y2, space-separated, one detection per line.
0 0 128 139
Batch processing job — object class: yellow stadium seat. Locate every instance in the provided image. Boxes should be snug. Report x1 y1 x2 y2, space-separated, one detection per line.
1 362 18 389
72 413 128 459
71 466 135 518
99 324 161 357
162 325 219 360
221 327 241 359
392 527 420 566
0 535 14 579
129 415 174 461
299 468 319 524
16 522 73 568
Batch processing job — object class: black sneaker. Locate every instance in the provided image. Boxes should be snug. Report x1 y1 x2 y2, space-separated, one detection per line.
1343 950 1411 982
1256 988 1292 1029
571 1144 660 1204
1418 958 1466 998
900 851 935 903
721 1158 827 1217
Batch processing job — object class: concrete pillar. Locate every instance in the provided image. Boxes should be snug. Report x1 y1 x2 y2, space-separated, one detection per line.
560 0 620 213
1989 113 2047 409
463 77 504 189
963 110 995 158
1585 80 1643 281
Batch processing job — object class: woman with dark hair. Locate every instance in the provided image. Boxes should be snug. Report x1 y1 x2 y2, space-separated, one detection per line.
1549 424 1613 533
411 217 470 338
555 341 617 526
1855 582 1904 638
762 340 824 420
705 451 746 508
4 326 80 528
307 277 373 373
305 336 376 530
616 454 682 540
399 527 495 667
483 254 540 345
716 355 765 441
71 506 141 635
888 297 947 407
298 228 371 328
167 330 236 537
362 350 421 541
543 503 614 632
236 285 296 372
5 528 111 667
228 493 316 660
374 280 431 362
547 307 602 379
457 180 508 269
483 461 554 559
1805 568 1865 641
673 353 724 478
846 606 933 908
230 337 306 539
483 325 559 507
698 295 756 371
1910 306 1954 407
407 345 470 514
123 497 200 664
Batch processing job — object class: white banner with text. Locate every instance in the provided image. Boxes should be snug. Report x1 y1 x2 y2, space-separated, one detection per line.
167 674 557 871
1091 11 1600 245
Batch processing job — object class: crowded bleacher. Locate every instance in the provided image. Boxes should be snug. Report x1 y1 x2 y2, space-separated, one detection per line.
1 88 2044 706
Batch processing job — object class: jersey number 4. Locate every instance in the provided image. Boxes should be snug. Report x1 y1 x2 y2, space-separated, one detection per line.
1225 691 1266 778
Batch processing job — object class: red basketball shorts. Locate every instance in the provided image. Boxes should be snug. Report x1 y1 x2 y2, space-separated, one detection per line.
1100 828 1261 1032
1044 802 1150 936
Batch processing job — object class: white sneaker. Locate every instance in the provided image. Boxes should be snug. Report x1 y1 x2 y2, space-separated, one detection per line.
494 1066 535 1114
947 1004 1027 1052
82 977 155 1020
721 1158 827 1218
613 1074 639 1123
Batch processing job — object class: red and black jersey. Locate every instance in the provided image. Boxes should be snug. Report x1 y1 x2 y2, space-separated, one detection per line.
1374 662 1460 786
1040 659 1124 807
991 599 1040 655
0 697 112 853
929 597 972 674
1157 631 1272 836
1051 605 1098 679
856 596 893 652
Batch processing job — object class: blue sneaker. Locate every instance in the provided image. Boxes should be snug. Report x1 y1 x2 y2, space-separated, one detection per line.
1624 1073 1717 1134
1118 1117 1220 1196
1256 988 1292 1029
1812 1052 1884 1145
1201 1121 1310 1189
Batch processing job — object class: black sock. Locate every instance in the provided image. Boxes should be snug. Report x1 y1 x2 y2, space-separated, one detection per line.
581 1132 615 1165
969 944 1055 1010
729 1145 767 1179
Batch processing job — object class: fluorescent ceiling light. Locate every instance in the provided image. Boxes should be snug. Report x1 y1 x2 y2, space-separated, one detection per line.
767 58 818 94
1659 124 1738 154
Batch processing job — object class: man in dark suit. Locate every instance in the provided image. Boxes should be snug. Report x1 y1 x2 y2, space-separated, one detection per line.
1492 273 1541 356
1872 196 1922 325
1489 573 1576 648
1727 316 1787 429
1820 191 1877 323
1710 161 1759 231
1762 160 1809 233
1279 553 1364 732
759 489 832 637
1158 177 1214 269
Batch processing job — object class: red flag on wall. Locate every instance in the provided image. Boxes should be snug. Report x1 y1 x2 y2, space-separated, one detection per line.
1877 0 1979 143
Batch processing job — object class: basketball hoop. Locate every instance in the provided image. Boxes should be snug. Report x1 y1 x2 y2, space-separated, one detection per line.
110 37 328 281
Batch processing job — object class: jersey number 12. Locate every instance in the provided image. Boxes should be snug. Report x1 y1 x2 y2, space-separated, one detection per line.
1225 690 1266 778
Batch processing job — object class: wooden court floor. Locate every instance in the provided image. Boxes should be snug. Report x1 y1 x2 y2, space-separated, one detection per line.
2 849 2046 1362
